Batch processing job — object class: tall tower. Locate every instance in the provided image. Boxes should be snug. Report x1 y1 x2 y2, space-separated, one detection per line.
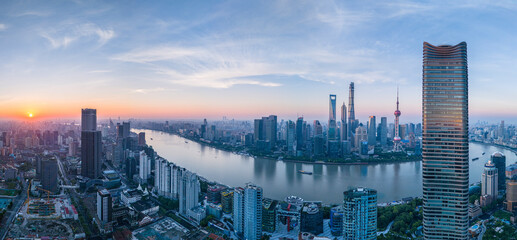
422 42 469 240
347 82 356 143
393 87 403 152
244 183 263 240
81 108 102 179
328 95 337 140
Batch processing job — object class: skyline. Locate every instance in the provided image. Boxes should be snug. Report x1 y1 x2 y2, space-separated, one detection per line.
1 1 517 123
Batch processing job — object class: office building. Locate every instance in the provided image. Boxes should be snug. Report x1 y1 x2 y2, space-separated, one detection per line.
341 102 347 141
506 181 517 212
296 117 305 150
97 189 113 223
354 124 367 149
328 94 337 140
491 152 506 190
367 116 376 146
244 183 263 240
300 202 323 235
254 115 277 151
329 207 344 236
125 157 137 180
481 159 498 199
379 117 388 147
81 108 97 131
262 198 277 233
138 132 146 146
233 187 245 236
343 187 377 240
348 82 357 140
81 130 102 179
178 170 200 216
422 42 469 239
40 157 58 194
207 184 227 204
286 120 296 155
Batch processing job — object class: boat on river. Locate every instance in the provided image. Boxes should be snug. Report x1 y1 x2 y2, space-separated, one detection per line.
298 170 313 175
472 157 479 161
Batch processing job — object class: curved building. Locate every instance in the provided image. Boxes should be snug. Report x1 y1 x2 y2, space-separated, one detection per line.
422 42 469 239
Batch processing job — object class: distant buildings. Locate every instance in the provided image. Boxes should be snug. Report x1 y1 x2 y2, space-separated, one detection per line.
254 115 277 152
328 94 337 141
422 42 469 239
367 116 376 146
81 108 102 179
343 187 377 240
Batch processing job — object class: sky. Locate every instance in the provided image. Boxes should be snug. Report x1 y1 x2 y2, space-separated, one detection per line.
0 0 516 124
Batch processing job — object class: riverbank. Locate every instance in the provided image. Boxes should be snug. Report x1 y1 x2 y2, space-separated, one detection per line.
470 140 517 155
148 128 422 166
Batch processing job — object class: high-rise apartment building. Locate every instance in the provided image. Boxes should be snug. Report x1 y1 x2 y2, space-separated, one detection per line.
422 42 469 239
178 170 200 216
139 150 151 183
233 187 245 236
343 187 377 240
244 183 263 240
81 108 102 179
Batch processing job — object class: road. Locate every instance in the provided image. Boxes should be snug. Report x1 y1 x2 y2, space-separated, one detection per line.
0 173 27 240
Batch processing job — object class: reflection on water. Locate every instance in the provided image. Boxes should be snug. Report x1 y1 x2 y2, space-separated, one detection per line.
137 129 517 204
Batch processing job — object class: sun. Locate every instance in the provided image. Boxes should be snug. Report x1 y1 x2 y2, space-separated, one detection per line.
28 112 33 118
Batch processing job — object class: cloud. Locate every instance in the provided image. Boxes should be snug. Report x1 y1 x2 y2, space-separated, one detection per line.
0 24 7 31
130 87 167 94
14 11 52 17
41 23 115 49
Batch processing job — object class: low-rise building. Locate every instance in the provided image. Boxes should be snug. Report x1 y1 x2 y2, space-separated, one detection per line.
131 199 159 216
188 206 206 224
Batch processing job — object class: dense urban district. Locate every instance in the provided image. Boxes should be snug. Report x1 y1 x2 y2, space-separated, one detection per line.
0 105 515 240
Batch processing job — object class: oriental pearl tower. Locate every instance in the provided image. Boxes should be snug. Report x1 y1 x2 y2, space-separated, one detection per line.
393 87 403 152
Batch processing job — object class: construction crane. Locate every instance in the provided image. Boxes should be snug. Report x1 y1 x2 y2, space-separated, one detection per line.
36 187 53 203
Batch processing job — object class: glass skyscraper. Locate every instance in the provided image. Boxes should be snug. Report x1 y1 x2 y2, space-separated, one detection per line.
422 42 469 239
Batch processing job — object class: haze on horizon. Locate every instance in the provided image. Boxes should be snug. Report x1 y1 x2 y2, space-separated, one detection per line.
1 1 516 124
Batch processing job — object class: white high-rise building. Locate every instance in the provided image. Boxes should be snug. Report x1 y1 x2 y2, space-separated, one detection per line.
178 170 200 216
233 187 245 236
482 160 498 198
97 189 112 223
154 158 180 198
139 151 151 183
244 183 263 240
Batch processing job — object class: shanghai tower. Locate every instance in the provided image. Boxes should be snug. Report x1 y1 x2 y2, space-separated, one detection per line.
347 82 357 144
422 42 469 239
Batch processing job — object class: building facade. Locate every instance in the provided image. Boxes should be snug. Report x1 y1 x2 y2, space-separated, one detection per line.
244 183 263 240
343 188 377 240
422 42 469 239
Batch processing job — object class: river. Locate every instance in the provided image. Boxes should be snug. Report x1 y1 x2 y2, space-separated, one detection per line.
136 129 517 204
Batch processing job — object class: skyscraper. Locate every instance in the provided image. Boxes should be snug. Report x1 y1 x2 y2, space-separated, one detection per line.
328 94 337 140
422 42 469 239
253 115 277 151
296 117 305 150
244 183 263 240
139 150 151 184
81 108 97 131
340 102 347 141
81 108 102 179
178 170 200 216
491 152 506 190
41 156 58 194
97 189 113 223
233 187 245 236
286 120 296 155
481 159 498 199
343 187 377 240
379 117 388 147
367 116 376 146
348 82 357 142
